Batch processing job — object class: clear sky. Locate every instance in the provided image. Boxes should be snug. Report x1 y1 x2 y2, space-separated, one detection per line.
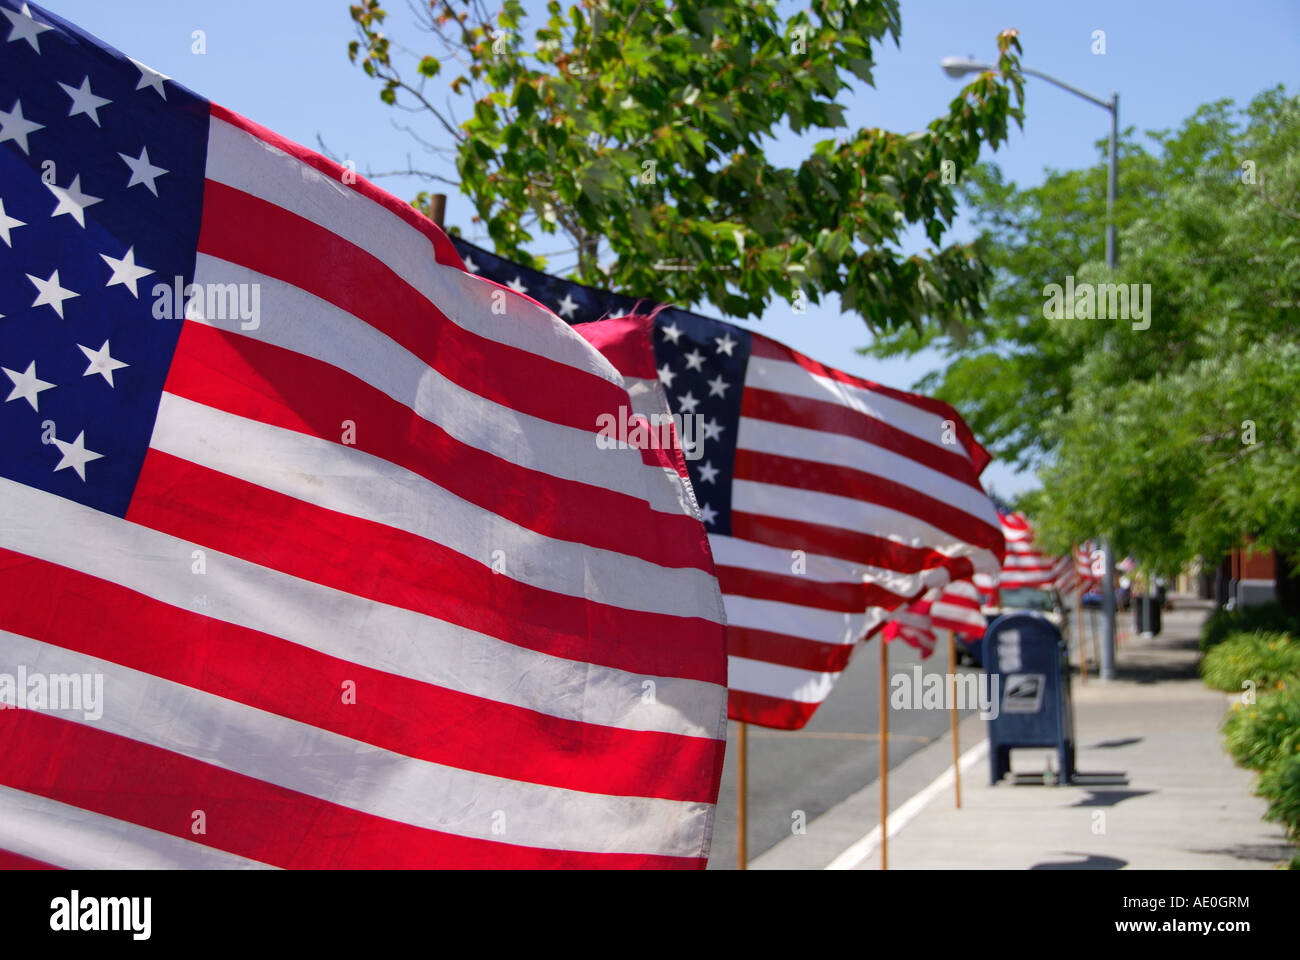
38 0 1300 496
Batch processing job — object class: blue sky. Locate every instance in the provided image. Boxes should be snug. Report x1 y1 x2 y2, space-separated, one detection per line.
39 0 1300 496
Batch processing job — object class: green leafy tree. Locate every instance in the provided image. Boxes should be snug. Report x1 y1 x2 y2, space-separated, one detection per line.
347 0 1024 330
870 87 1300 577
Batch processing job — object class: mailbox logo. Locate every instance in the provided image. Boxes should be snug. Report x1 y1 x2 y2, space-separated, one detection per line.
1001 673 1046 713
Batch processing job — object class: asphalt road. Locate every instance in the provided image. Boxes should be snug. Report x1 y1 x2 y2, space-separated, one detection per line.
707 636 985 869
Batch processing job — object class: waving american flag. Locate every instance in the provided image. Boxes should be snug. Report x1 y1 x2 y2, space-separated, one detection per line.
0 1 729 869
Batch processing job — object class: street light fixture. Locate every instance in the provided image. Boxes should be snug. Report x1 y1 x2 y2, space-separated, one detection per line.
941 54 1122 680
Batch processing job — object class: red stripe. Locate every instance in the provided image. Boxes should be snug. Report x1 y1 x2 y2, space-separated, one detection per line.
0 549 723 803
742 388 986 492
730 511 977 582
126 450 726 686
733 449 1003 554
575 315 657 380
0 710 703 869
715 565 902 612
748 333 992 475
162 321 712 572
210 103 465 273
727 690 818 731
727 625 856 674
0 849 60 870
198 180 631 435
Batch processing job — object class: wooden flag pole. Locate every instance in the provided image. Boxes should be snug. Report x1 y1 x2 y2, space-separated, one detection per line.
737 721 748 870
947 630 961 809
1076 585 1087 684
427 193 447 229
879 637 889 869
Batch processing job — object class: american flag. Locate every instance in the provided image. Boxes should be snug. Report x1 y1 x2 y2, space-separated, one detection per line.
0 1 730 869
448 240 1005 728
998 510 1075 593
882 579 986 658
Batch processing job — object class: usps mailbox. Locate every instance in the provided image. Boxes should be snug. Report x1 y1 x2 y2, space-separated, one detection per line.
983 613 1077 785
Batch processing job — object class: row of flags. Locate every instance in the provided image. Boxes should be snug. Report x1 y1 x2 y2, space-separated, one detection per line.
883 512 1099 659
0 1 1011 867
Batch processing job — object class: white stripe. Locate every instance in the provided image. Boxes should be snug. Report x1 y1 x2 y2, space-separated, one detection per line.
745 355 966 461
0 631 712 859
731 480 1000 575
151 393 723 623
736 417 999 527
708 533 954 598
0 478 722 739
723 594 874 646
0 786 276 870
726 656 839 703
204 115 616 383
187 258 688 518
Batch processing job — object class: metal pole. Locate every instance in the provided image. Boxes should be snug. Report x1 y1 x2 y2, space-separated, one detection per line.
737 721 748 870
1100 541 1117 680
1099 94 1120 680
1105 94 1118 271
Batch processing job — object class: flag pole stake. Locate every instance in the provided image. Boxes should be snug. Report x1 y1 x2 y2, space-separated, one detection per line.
948 631 961 809
879 638 889 869
737 720 748 870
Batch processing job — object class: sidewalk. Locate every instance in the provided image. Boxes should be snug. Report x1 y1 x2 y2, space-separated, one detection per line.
752 597 1294 870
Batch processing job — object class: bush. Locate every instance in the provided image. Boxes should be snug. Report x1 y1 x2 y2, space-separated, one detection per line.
1222 682 1300 771
1201 630 1300 692
1200 603 1300 652
1258 755 1300 844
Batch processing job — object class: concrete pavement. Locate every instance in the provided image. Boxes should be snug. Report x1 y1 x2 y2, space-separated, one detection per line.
749 597 1294 870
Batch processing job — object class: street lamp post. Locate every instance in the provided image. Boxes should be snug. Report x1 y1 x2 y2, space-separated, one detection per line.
941 56 1121 680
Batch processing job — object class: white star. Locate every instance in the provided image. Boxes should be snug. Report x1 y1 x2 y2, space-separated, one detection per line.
0 197 25 247
707 374 731 398
0 98 44 155
677 391 700 414
118 146 168 196
506 275 528 295
715 332 738 356
78 340 129 386
59 76 111 126
661 321 683 344
696 460 720 484
46 174 102 228
702 417 723 441
129 57 169 99
3 360 55 411
683 349 705 372
657 363 677 388
556 292 578 319
27 269 78 318
52 430 104 481
3 3 53 53
698 503 718 526
462 254 479 273
100 246 154 297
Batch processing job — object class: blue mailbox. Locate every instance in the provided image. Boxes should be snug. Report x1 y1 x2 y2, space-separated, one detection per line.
982 612 1077 786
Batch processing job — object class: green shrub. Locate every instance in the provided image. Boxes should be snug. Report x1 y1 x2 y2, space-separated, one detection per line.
1258 755 1300 844
1222 682 1300 771
1201 603 1300 652
1201 630 1300 692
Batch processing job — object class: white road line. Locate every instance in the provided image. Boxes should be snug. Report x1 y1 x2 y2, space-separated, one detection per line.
825 739 989 870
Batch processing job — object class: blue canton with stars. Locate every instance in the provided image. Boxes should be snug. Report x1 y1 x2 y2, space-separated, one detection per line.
650 312 749 536
450 236 753 536
0 0 209 517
